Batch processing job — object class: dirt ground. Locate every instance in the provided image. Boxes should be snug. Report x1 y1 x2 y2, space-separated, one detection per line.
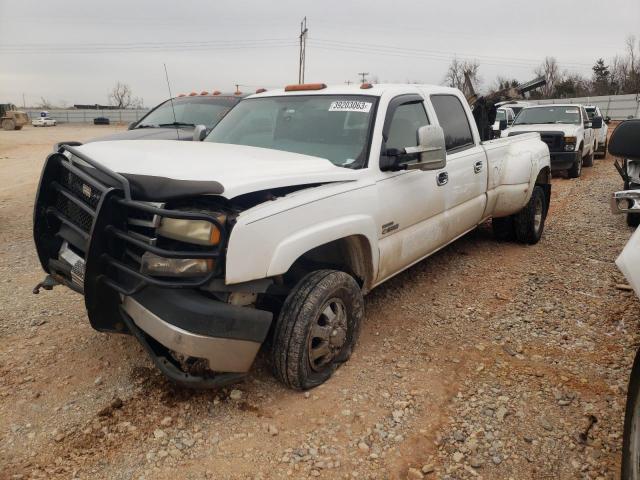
1 124 638 480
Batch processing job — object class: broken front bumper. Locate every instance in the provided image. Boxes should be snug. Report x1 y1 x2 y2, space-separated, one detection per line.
32 145 273 388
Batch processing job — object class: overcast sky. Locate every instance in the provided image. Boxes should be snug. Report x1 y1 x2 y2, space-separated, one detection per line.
1 0 638 108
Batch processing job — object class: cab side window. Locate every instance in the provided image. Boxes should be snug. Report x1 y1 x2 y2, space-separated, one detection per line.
430 95 474 152
385 102 430 151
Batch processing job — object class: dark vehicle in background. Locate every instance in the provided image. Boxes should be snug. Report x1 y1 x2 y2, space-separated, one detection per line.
91 92 245 142
93 117 110 125
609 120 640 479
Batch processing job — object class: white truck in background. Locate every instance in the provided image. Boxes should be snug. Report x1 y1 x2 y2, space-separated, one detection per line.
504 104 601 178
33 83 551 390
585 105 610 158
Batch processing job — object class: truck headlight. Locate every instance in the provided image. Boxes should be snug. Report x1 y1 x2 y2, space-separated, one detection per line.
140 252 213 277
564 136 576 151
157 217 223 246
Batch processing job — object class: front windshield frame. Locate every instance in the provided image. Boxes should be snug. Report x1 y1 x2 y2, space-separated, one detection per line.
136 96 239 129
205 94 380 169
513 106 582 126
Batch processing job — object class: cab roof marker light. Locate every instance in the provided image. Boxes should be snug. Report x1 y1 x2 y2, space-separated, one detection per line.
255 88 267 94
177 93 186 97
234 91 243 96
212 90 221 95
188 92 198 96
360 83 373 89
284 83 327 92
200 90 209 95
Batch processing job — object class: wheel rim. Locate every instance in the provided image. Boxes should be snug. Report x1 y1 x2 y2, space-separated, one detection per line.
631 403 640 479
308 298 348 372
534 195 543 233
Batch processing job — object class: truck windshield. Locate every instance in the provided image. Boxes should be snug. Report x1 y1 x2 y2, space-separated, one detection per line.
206 95 377 168
137 96 239 129
513 106 581 125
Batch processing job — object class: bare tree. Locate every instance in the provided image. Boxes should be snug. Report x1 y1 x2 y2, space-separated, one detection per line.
109 81 134 108
626 35 640 93
535 57 561 98
444 57 480 97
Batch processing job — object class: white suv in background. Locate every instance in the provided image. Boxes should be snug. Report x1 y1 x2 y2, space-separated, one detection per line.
585 105 610 158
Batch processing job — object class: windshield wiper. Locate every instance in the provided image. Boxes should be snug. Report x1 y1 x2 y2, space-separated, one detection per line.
136 124 157 128
158 122 195 127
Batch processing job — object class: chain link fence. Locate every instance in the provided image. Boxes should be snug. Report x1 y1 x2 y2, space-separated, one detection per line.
25 108 149 124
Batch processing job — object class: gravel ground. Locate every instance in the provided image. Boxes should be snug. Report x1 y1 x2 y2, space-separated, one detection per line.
0 124 638 480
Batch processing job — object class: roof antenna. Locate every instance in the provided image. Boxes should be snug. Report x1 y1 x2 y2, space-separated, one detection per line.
163 63 180 140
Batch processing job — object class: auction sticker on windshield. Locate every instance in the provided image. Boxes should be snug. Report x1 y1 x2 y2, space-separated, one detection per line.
329 101 372 113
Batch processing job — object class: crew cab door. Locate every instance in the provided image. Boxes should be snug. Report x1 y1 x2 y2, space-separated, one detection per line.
429 94 488 237
375 95 447 282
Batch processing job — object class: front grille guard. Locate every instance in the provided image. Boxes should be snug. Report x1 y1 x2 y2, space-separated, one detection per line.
47 145 227 296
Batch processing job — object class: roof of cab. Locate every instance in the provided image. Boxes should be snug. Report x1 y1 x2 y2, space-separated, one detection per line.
246 83 462 99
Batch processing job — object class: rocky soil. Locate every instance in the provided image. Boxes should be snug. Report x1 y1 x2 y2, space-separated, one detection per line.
1 124 638 479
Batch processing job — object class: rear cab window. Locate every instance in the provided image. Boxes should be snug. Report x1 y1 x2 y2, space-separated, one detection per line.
430 94 475 152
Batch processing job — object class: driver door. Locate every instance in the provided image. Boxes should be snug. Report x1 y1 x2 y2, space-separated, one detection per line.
375 95 447 282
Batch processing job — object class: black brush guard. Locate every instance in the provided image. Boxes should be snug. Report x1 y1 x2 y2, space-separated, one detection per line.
33 145 248 388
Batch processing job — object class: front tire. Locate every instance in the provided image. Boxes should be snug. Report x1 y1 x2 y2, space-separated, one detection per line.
568 149 583 178
597 139 608 158
622 347 640 479
271 270 364 390
513 185 547 244
583 146 595 167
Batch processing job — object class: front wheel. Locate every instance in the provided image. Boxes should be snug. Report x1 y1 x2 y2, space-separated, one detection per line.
513 185 547 244
568 149 583 178
597 139 608 158
583 146 595 167
271 270 364 390
622 347 640 479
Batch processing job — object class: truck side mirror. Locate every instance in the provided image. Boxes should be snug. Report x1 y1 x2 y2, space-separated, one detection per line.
193 124 207 141
380 125 446 172
499 119 508 131
591 116 603 129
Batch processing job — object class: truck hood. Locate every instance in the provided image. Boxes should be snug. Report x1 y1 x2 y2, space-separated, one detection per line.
74 140 358 200
87 127 195 143
506 124 580 136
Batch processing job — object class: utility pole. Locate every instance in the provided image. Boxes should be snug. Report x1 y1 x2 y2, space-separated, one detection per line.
345 80 352 85
22 93 26 109
357 72 369 83
298 17 308 84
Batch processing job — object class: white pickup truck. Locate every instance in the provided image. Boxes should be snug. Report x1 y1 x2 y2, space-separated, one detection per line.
33 83 550 389
504 104 601 178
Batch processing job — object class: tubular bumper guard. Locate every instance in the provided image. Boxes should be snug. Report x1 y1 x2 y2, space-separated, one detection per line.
33 145 273 388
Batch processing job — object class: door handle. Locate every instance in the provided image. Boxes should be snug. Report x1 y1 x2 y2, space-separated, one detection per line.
436 171 448 186
474 161 483 174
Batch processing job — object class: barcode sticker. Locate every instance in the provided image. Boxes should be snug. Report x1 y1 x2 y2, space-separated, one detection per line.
329 101 372 113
